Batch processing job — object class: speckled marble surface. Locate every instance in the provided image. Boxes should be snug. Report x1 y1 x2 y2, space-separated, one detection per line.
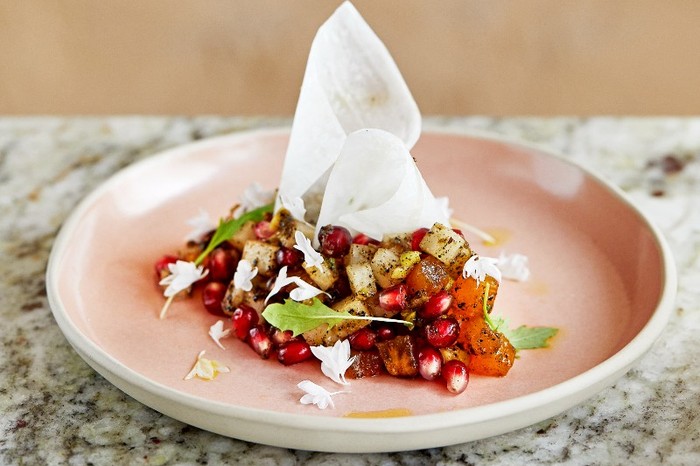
1 117 699 465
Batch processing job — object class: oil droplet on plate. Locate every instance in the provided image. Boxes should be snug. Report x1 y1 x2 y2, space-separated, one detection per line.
483 228 512 247
526 280 549 296
343 408 413 418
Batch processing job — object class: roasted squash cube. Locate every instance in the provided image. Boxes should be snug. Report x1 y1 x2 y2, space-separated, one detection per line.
376 335 418 377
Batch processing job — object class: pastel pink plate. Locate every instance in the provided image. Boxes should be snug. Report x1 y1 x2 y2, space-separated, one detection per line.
46 129 676 452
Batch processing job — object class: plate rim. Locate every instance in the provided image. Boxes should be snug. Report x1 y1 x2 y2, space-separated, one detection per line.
45 127 677 448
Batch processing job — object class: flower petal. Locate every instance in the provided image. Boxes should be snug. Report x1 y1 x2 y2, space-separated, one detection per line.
233 259 258 292
293 231 324 268
462 255 502 286
497 252 531 282
311 340 355 386
185 208 216 241
160 260 208 297
208 320 231 350
184 350 230 381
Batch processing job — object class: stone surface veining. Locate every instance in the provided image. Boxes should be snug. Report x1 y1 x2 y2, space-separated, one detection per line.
1 117 699 465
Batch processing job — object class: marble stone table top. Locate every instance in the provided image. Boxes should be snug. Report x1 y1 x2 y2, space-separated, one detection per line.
1 117 698 465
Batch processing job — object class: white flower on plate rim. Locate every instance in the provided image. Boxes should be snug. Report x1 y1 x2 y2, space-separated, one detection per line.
297 380 346 410
310 339 356 386
293 230 324 268
265 266 327 303
208 320 232 350
235 182 276 217
185 208 217 242
496 251 531 282
184 350 230 381
159 260 209 298
462 255 502 286
233 259 258 292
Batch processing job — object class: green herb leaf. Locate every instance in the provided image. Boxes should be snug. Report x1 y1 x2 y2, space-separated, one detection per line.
262 298 412 336
481 281 557 351
502 325 559 350
194 202 273 265
262 298 355 336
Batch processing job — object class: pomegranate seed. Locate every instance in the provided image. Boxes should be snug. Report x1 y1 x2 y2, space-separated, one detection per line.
421 291 453 319
248 325 273 359
378 284 407 312
206 248 236 282
318 225 352 257
349 327 377 351
418 347 443 381
271 328 294 346
254 221 274 239
201 282 227 316
424 317 459 348
231 304 259 340
411 228 429 251
376 325 396 341
352 233 380 245
277 340 312 365
443 360 469 394
154 255 178 281
276 247 302 267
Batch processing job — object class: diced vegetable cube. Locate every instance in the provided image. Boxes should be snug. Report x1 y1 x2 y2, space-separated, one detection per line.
222 282 265 316
390 251 421 280
241 240 280 276
376 334 418 377
405 256 450 304
346 262 377 299
346 350 384 379
419 223 472 272
228 221 257 250
371 247 401 288
302 296 371 346
303 258 339 290
439 346 471 366
346 244 376 266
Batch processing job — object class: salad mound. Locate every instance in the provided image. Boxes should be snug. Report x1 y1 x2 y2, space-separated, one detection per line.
155 203 549 395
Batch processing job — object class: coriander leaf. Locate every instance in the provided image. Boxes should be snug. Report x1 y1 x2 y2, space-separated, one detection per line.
195 202 273 265
502 325 558 350
262 298 413 336
262 298 354 336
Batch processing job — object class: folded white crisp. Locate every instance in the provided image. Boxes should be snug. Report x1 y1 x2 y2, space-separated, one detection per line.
277 1 421 217
276 2 449 240
315 129 450 240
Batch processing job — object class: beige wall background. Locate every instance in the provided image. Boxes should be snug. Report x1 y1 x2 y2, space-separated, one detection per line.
1 1 699 115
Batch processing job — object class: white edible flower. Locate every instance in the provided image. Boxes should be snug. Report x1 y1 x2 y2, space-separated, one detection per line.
293 230 324 268
279 195 307 221
462 255 502 286
235 182 276 217
233 259 258 292
265 266 327 303
310 339 356 386
298 380 345 410
159 260 208 298
184 350 230 381
496 251 531 282
208 320 231 350
185 208 216 241
289 281 327 302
